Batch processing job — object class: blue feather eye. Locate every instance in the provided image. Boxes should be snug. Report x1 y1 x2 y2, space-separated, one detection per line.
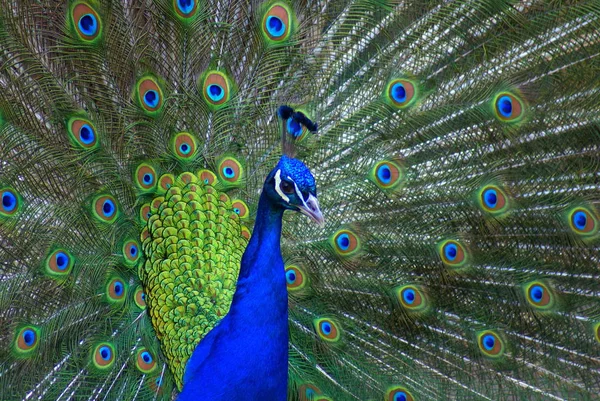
207 84 224 102
493 92 524 123
144 90 159 108
173 0 198 19
79 124 95 144
524 281 555 310
135 163 157 192
396 285 428 312
266 16 285 37
568 207 597 236
477 330 504 358
331 229 360 256
133 286 146 309
78 14 97 37
217 157 244 187
231 200 249 219
1 188 20 216
106 278 127 303
262 3 293 43
92 195 119 223
123 240 141 266
337 233 350 250
136 348 157 373
176 0 195 14
370 160 403 190
71 3 102 42
477 185 509 215
314 318 341 342
93 343 115 369
386 79 417 108
439 240 468 268
298 383 322 401
172 132 198 160
136 77 164 114
197 169 217 186
45 249 74 277
285 265 307 291
386 386 415 401
201 72 231 108
68 117 99 149
13 326 40 356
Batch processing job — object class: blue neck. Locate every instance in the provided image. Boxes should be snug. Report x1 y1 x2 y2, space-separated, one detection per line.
232 190 285 308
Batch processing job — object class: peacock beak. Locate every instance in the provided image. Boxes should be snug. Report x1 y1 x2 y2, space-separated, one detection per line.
297 193 324 227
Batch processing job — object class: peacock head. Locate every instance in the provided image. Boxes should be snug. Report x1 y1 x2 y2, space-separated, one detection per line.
264 155 324 225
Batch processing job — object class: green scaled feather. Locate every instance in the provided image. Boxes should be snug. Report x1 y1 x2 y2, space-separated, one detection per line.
1 0 600 400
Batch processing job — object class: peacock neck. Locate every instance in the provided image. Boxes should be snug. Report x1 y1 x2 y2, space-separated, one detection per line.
230 189 287 315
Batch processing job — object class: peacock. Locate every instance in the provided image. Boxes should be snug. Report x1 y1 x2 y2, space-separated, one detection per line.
1 0 599 399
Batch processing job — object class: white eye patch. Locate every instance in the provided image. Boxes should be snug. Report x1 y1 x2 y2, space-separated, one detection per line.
274 169 290 203
289 176 310 211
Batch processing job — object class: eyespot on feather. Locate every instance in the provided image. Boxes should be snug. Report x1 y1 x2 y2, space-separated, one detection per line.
594 322 600 344
197 169 217 185
173 0 198 20
370 160 403 190
330 229 360 256
106 277 127 303
396 285 427 312
523 281 555 310
262 3 293 43
140 203 151 224
477 330 504 358
217 157 244 186
568 207 598 237
231 200 249 219
68 117 98 149
313 318 340 342
136 76 164 114
298 383 322 401
92 195 119 223
386 386 415 401
135 348 157 373
201 71 231 108
133 286 146 309
92 343 115 369
285 264 307 291
45 249 74 277
135 163 157 192
70 2 102 43
438 240 468 268
1 188 21 217
386 79 417 108
13 326 40 356
172 132 197 160
493 92 525 123
158 174 175 194
477 185 509 214
123 240 141 266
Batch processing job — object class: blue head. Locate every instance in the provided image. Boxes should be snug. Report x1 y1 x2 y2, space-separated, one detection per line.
263 155 323 225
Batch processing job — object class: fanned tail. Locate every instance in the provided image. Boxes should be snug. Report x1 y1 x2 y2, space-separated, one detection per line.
1 1 599 400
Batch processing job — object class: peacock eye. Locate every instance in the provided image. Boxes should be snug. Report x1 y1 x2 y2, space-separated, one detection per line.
280 181 294 194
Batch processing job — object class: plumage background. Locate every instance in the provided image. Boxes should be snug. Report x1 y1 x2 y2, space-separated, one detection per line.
0 0 599 400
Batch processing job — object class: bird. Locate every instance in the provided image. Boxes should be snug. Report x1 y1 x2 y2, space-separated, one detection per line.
0 0 599 400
